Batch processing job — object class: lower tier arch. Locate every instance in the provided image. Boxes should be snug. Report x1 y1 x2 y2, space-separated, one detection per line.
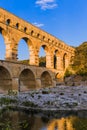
41 71 52 88
19 69 36 91
0 66 12 93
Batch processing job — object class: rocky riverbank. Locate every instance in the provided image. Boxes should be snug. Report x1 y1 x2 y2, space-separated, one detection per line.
0 85 87 111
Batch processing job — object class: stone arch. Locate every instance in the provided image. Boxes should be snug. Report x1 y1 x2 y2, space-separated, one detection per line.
6 19 11 25
19 68 36 91
39 44 51 68
15 23 19 29
24 27 27 33
63 53 68 69
48 38 50 42
0 66 12 93
39 45 46 67
18 37 33 48
41 71 52 88
54 50 59 69
54 49 61 70
31 30 34 36
0 27 6 41
0 26 16 61
39 44 49 52
42 36 45 40
17 37 34 63
37 33 40 38
0 27 6 60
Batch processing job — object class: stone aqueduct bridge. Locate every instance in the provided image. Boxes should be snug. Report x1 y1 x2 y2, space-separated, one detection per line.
0 8 74 92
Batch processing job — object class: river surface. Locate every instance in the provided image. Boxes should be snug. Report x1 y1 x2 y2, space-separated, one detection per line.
0 110 87 130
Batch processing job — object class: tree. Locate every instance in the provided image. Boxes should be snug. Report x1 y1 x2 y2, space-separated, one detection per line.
72 42 87 75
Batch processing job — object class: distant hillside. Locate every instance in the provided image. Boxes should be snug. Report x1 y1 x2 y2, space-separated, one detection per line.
64 42 87 85
65 42 87 77
72 42 87 75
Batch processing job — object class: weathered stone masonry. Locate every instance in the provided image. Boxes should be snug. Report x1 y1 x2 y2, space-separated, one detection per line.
0 60 56 92
0 8 75 92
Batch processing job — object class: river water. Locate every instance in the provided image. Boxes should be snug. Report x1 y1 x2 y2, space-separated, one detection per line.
0 110 87 130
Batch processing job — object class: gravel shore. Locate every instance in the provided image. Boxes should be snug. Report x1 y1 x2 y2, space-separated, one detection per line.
1 85 87 111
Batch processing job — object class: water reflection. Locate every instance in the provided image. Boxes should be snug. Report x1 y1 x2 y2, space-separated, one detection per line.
0 110 87 130
47 116 87 130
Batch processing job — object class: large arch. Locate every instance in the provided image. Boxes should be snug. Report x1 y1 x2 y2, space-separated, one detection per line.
41 71 52 88
63 53 68 70
39 45 46 67
0 27 13 61
19 69 36 91
54 50 59 69
54 49 63 70
0 27 6 40
17 37 32 63
0 27 6 60
0 66 12 93
17 37 36 65
39 44 52 68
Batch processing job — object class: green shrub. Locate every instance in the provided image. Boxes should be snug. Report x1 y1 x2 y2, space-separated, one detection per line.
76 68 87 76
8 89 18 96
0 97 17 105
71 42 87 77
64 69 73 77
22 101 37 107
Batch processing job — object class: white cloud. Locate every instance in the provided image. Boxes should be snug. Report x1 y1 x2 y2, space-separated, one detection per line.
35 0 58 10
33 22 44 27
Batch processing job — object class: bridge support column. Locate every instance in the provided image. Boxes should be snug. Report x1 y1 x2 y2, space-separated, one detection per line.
30 54 39 66
46 54 54 69
52 79 56 87
5 43 13 60
36 78 41 89
12 77 19 91
30 49 39 66
65 58 69 69
5 42 17 61
63 54 69 70
56 56 63 70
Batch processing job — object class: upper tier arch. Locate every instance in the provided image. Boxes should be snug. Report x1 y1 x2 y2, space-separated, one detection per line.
0 8 75 71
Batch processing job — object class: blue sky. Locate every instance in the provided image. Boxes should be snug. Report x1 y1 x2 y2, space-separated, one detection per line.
0 0 87 60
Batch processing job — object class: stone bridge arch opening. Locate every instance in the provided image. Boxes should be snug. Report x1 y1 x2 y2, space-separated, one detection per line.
0 66 12 93
54 50 58 69
0 27 6 60
19 69 36 92
63 53 68 70
41 71 52 88
18 37 31 63
39 45 51 68
54 50 61 70
39 45 46 67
